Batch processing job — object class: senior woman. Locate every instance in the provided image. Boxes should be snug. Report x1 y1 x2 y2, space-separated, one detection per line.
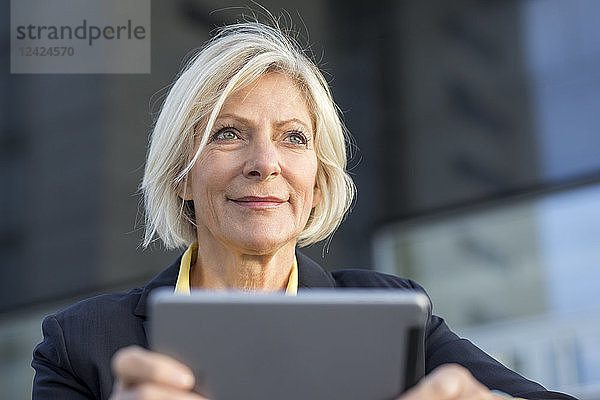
32 22 575 400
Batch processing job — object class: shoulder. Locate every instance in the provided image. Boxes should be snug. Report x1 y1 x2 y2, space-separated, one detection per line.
51 288 143 331
296 250 427 292
45 286 150 359
38 287 147 361
33 288 148 399
51 254 182 329
331 269 426 292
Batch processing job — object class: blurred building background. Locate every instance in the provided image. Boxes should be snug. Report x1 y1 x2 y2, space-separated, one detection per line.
1 0 599 398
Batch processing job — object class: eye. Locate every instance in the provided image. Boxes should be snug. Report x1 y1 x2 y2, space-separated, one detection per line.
212 128 239 141
284 131 308 146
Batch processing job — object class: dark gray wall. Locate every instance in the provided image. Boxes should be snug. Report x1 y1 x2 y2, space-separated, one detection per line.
2 0 598 311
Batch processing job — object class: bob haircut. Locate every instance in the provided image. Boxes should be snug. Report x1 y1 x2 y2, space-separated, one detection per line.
142 21 355 249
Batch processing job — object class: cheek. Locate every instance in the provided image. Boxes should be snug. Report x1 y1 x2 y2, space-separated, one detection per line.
190 154 230 203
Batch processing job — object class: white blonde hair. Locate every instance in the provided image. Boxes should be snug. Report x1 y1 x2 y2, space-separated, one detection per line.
142 21 355 249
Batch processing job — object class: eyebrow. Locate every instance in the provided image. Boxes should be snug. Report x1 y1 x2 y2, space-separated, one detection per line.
215 113 312 132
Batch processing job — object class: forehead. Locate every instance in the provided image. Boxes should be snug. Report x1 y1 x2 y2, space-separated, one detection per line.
218 72 313 128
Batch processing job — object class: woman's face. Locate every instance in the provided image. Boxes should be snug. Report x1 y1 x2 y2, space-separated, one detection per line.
186 72 321 254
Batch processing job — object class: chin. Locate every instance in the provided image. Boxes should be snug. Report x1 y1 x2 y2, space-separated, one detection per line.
227 229 297 255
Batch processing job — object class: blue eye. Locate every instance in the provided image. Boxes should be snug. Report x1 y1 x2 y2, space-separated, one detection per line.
214 129 238 140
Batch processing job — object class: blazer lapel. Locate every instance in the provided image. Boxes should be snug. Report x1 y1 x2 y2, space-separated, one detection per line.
296 251 337 289
134 255 183 341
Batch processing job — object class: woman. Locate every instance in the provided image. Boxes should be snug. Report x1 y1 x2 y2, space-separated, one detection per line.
32 21 575 400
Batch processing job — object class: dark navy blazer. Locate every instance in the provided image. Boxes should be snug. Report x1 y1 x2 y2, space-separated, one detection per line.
32 252 576 400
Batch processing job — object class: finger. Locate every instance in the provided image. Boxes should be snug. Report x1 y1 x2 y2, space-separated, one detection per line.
110 380 208 400
400 364 477 400
456 378 500 400
491 391 522 400
115 382 209 400
111 346 195 390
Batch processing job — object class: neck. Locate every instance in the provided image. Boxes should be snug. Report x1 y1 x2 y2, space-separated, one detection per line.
189 240 296 291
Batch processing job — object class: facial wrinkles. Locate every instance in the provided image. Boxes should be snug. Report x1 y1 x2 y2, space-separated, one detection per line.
239 76 309 128
219 90 313 190
189 73 318 257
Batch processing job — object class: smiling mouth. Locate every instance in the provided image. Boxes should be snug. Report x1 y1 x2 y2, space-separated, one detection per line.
229 196 287 209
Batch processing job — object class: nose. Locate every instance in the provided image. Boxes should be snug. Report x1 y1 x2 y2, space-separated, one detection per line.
242 134 282 180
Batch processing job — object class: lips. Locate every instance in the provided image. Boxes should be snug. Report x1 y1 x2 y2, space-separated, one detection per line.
229 196 287 209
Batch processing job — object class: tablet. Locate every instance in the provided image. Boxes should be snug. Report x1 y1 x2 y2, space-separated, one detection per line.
150 289 430 400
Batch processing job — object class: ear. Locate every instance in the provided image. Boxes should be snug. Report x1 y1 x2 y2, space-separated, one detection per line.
178 175 194 201
312 185 322 208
